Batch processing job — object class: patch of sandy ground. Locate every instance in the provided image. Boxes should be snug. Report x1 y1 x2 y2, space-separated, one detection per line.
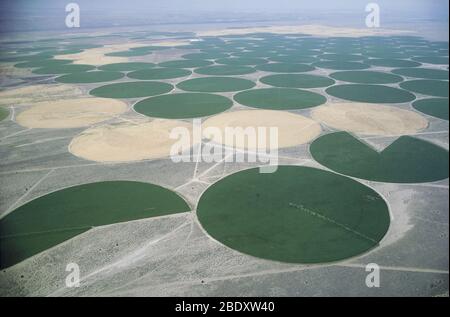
16 98 128 129
0 63 33 78
202 109 322 150
311 102 428 136
150 40 192 47
69 120 195 162
54 43 149 66
0 84 84 106
197 24 414 38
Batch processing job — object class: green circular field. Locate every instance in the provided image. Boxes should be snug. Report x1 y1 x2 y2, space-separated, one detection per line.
0 107 9 121
56 71 125 84
177 77 256 92
14 59 72 69
400 80 449 97
326 84 416 103
98 62 155 72
197 166 390 264
260 74 335 88
89 81 173 98
106 50 152 57
32 64 95 74
0 181 190 269
412 98 449 120
365 58 422 68
311 132 449 183
215 57 268 66
330 71 404 84
195 65 256 76
255 63 315 73
234 88 326 110
182 52 229 60
134 93 233 119
159 59 213 68
412 56 449 65
269 55 319 64
127 68 191 80
412 98 448 120
319 53 365 62
313 61 370 70
392 68 449 80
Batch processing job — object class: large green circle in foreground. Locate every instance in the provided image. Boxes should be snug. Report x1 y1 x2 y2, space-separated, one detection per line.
197 166 390 264
260 74 335 88
255 63 315 73
195 65 256 76
234 88 326 110
56 71 125 83
329 71 404 84
326 84 416 103
177 77 256 92
127 68 191 80
310 132 449 183
392 68 449 80
0 181 190 269
412 98 449 120
90 81 173 98
98 62 155 72
134 93 232 119
400 80 449 97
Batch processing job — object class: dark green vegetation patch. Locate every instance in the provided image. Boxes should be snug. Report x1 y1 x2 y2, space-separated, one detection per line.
128 68 191 80
330 71 404 84
177 77 256 92
326 84 416 103
313 61 370 70
90 81 173 98
195 65 256 76
400 80 449 98
197 166 390 263
412 56 449 65
56 71 125 84
365 58 421 68
14 59 72 69
134 93 232 119
98 62 155 72
255 63 315 73
311 132 449 183
0 107 9 121
32 64 95 75
215 57 268 66
234 88 326 110
159 59 213 68
0 181 190 269
392 68 449 80
260 74 335 88
412 98 449 120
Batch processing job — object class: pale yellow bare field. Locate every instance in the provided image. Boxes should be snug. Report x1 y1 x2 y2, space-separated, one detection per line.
0 84 84 106
311 103 428 136
16 98 128 129
202 109 322 150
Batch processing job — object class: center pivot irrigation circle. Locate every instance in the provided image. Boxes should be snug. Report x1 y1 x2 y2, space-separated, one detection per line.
197 166 390 264
134 93 233 119
90 81 173 99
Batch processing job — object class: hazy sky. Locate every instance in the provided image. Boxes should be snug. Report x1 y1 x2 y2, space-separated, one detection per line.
0 0 448 33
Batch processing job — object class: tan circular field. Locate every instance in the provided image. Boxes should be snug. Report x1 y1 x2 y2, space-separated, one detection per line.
202 109 322 150
0 84 83 106
70 119 195 162
311 103 428 136
16 98 128 129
